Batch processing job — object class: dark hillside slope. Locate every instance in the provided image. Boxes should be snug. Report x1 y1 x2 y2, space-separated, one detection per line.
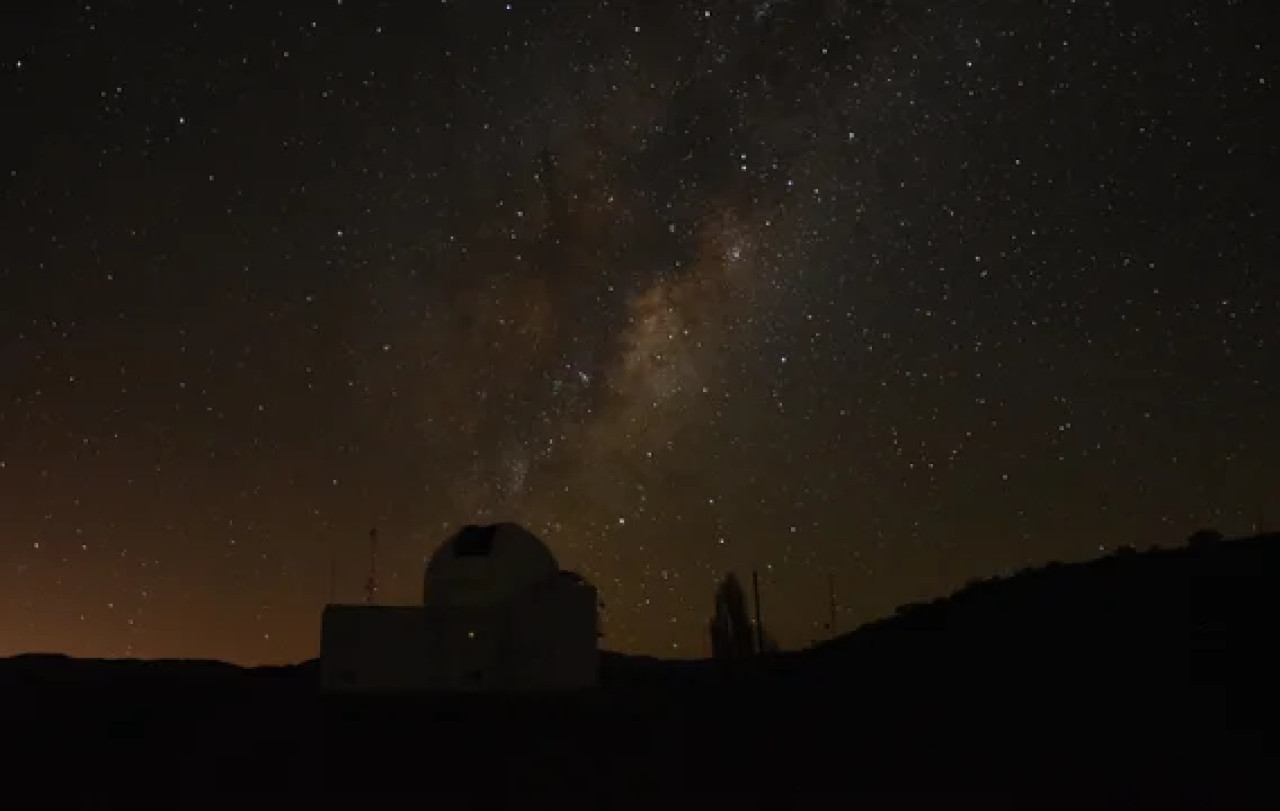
811 531 1277 664
803 531 1279 700
757 533 1280 754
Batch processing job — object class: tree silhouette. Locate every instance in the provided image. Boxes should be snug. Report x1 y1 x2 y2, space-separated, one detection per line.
1188 528 1224 548
709 573 756 660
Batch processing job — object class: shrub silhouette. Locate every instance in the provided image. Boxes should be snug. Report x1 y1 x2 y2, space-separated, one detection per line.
1188 528 1224 547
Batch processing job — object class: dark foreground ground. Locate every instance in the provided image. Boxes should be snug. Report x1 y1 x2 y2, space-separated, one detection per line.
6 533 1280 801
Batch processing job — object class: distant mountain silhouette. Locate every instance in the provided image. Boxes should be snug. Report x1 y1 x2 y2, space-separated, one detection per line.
4 533 1279 797
0 653 314 692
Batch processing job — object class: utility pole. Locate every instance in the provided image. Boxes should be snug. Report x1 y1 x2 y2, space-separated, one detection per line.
752 569 765 655
328 556 337 605
364 527 378 604
827 572 838 639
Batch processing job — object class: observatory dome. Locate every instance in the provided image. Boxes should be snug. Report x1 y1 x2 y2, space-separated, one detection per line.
423 523 560 607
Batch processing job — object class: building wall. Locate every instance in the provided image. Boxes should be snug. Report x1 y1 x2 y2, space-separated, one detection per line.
419 603 509 690
319 576 599 693
506 578 599 690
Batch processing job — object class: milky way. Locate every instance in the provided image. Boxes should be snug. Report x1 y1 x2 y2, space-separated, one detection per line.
1 1 1276 663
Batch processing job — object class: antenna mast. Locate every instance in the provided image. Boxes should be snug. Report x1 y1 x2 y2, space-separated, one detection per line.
364 527 378 604
328 556 337 605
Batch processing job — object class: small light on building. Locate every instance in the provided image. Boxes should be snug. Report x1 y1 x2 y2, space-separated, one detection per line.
467 630 476 639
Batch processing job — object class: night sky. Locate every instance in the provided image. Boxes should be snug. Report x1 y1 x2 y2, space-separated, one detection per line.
1 1 1275 665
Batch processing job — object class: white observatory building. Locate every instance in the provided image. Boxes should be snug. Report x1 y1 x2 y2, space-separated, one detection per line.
319 523 600 692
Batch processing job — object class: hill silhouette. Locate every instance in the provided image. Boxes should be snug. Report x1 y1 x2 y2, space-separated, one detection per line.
5 533 1279 798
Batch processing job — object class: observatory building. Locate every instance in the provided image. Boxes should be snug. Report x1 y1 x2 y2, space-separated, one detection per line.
320 523 600 692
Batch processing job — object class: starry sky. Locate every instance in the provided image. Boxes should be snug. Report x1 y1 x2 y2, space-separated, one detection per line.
1 0 1276 665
